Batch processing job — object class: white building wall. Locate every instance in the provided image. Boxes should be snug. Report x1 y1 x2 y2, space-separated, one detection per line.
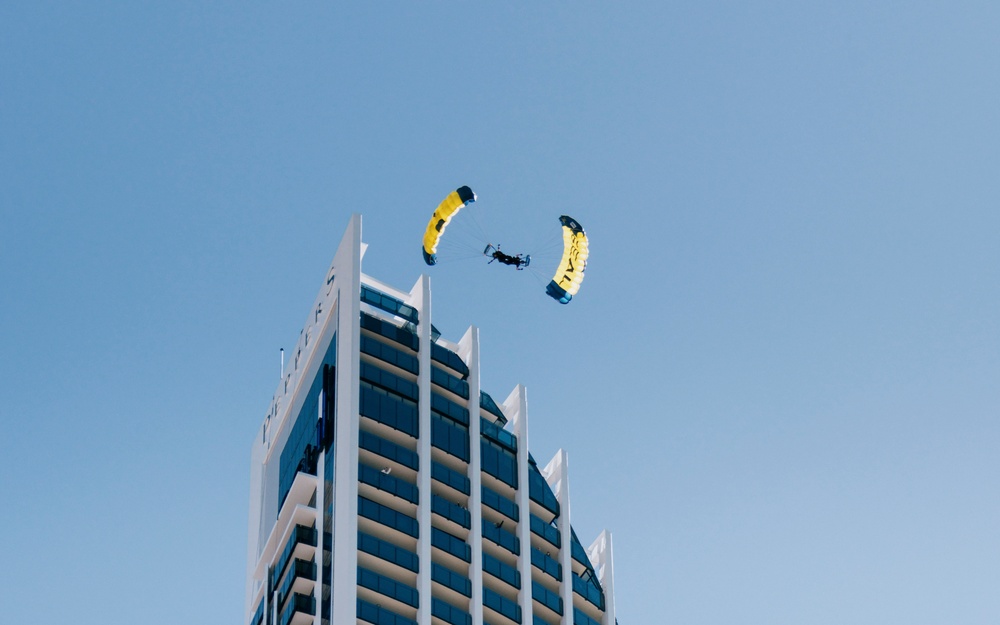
411 275 433 625
457 326 484 625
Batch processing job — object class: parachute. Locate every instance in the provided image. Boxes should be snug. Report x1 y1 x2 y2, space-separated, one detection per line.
545 216 588 304
421 186 476 265
421 188 589 304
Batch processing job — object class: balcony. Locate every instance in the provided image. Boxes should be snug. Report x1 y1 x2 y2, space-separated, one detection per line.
278 593 314 625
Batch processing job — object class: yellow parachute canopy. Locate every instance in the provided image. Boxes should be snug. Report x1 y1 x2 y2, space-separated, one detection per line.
545 216 589 304
421 186 476 265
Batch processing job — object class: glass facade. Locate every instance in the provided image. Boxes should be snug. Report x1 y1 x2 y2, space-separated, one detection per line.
431 413 470 462
573 572 606 610
357 598 417 625
531 547 562 581
358 531 419 573
482 552 520 589
528 459 560 517
532 580 563 616
431 597 472 625
530 514 560 549
359 463 419 504
432 461 470 495
482 485 519 522
481 439 518 488
484 587 522 624
357 566 419 608
359 430 418 471
431 493 471 529
430 342 469 378
359 496 419 538
361 285 418 325
431 365 469 399
431 562 472 597
479 391 507 424
360 381 419 437
361 311 419 351
482 518 520 555
431 527 471 562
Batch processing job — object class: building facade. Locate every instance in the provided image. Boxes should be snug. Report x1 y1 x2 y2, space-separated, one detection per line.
245 215 617 625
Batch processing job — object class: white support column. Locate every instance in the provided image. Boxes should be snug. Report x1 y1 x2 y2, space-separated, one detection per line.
542 450 573 625
410 275 433 625
313 426 325 625
504 385 533 625
588 531 617 625
458 326 484 625
331 214 363 625
245 436 267 621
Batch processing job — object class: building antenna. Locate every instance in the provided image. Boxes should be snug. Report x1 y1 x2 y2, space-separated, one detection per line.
280 348 285 379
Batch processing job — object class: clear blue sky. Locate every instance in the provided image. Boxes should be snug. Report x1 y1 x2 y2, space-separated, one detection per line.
2 2 998 624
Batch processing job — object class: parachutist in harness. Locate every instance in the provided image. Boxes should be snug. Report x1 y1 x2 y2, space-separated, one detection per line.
484 244 530 270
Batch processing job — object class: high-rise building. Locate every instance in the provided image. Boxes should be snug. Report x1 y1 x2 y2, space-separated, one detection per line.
245 215 617 625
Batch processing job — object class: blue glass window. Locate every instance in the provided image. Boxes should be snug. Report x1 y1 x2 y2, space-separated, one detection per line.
482 552 520 589
358 463 418 504
271 525 317 590
530 514 561 548
481 439 517 488
357 567 419 608
250 599 264 625
481 518 519 555
432 494 471 529
360 335 419 374
431 562 472 597
357 598 418 625
479 391 507 424
275 559 316 611
431 461 470 495
532 580 563 615
278 593 315 625
278 403 320 508
432 366 469 399
571 530 597 574
432 392 470 426
360 312 419 351
484 587 522 624
573 607 602 625
360 362 418 401
572 572 606 611
431 413 469 462
482 485 519 522
431 342 469 378
431 597 472 625
431 527 471 562
360 286 418 325
358 496 419 538
480 417 517 452
360 382 418 438
528 461 560 517
357 531 419 573
359 430 418 470
531 547 562 581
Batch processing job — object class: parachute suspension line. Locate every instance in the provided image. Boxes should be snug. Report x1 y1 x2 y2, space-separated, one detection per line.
524 263 553 288
434 236 488 263
462 203 493 248
523 222 565 259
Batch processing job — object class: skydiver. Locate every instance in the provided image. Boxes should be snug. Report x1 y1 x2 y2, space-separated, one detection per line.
484 244 530 270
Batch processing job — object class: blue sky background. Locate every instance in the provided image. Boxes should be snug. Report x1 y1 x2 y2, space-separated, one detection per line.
2 2 998 623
